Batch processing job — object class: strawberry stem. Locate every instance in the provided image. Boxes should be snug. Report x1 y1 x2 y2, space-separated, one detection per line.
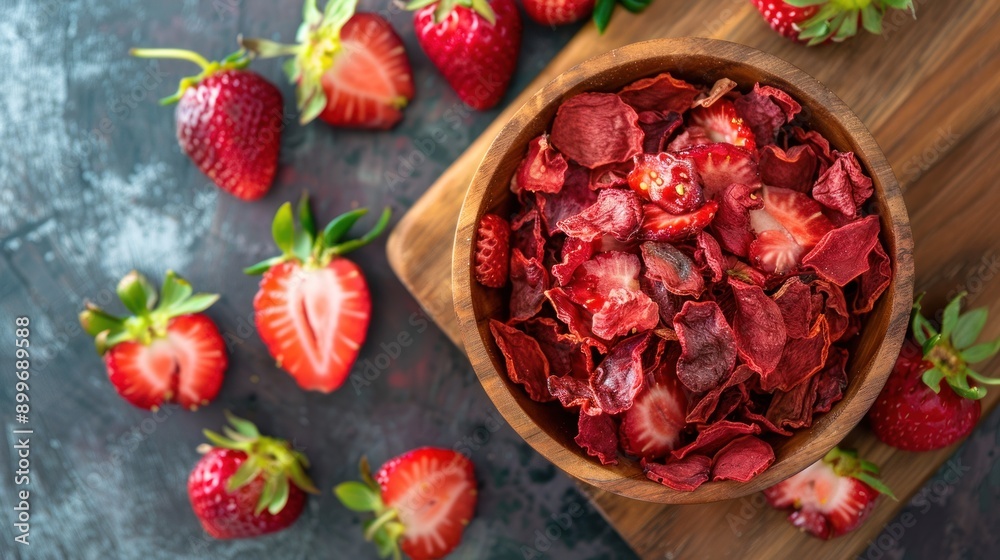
129 48 213 70
129 48 251 105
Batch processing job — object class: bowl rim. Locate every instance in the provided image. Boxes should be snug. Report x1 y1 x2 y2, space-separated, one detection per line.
453 37 914 504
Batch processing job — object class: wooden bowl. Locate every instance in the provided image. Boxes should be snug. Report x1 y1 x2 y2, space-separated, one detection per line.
453 38 914 504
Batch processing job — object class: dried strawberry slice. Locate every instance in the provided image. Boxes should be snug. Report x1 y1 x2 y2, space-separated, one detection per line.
853 240 891 314
589 160 634 190
694 230 725 282
812 152 874 220
545 287 607 353
618 72 700 113
489 320 552 402
638 201 718 243
688 99 757 152
638 110 683 154
760 144 818 193
773 277 814 339
628 152 705 214
523 318 592 379
619 360 687 460
575 412 619 465
551 237 595 286
677 143 759 200
686 364 754 424
813 347 848 414
557 188 643 242
550 93 644 169
801 215 881 286
513 134 568 194
643 455 712 491
590 333 653 415
711 436 775 483
667 126 712 151
733 83 801 145
671 420 761 460
537 165 597 236
760 315 831 392
712 183 763 257
673 300 738 393
729 277 786 376
641 241 705 297
749 186 835 274
548 375 600 414
509 250 549 323
474 213 510 288
564 251 644 313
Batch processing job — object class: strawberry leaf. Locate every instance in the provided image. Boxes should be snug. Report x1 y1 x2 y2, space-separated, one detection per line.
359 456 379 490
168 293 220 316
335 481 382 512
272 202 296 255
244 256 286 275
298 192 317 240
329 207 392 255
967 369 1000 386
255 472 279 515
947 374 987 400
853 471 897 501
322 208 369 246
921 367 945 393
940 292 964 340
227 458 263 493
159 270 193 310
952 307 988 350
268 475 291 515
593 0 615 33
225 411 261 439
961 339 1000 364
79 305 123 337
117 270 157 315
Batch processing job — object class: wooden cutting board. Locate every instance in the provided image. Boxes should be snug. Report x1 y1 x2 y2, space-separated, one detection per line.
386 0 1000 558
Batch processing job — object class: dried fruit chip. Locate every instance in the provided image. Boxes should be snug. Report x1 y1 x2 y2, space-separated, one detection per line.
642 455 713 491
712 183 764 257
545 287 608 353
590 332 653 415
672 420 761 460
711 436 775 482
550 93 644 169
592 288 660 340
551 237 595 286
773 277 814 339
538 165 598 236
638 201 719 243
489 319 553 402
641 273 684 325
474 213 511 288
589 160 635 190
511 208 546 262
789 126 835 170
729 277 786 375
557 188 643 242
813 347 849 414
801 215 881 286
766 374 818 431
548 375 601 414
760 315 831 392
813 280 850 341
673 300 738 393
667 126 712 151
853 240 891 314
638 110 684 153
760 144 818 192
641 241 705 297
687 365 754 424
565 251 658 339
575 412 619 465
628 152 705 214
693 230 725 282
620 362 687 460
514 135 568 194
749 186 835 274
618 72 700 113
524 318 593 379
812 152 874 220
733 84 801 145
691 78 738 108
509 249 549 322
679 143 760 200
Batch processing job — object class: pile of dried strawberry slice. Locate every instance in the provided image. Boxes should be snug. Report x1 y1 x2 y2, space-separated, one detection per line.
476 72 893 491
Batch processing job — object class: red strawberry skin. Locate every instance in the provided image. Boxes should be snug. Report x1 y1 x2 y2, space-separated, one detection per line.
750 0 820 42
376 448 478 560
319 13 415 129
104 314 227 410
474 213 511 287
868 340 982 451
175 69 283 200
188 448 307 539
253 259 371 393
413 0 522 110
523 0 595 26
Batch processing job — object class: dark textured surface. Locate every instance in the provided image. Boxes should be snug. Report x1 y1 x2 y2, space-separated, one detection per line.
0 1 997 559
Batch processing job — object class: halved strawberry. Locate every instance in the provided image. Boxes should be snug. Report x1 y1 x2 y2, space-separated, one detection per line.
336 448 478 560
242 2 414 129
749 186 834 274
688 100 756 152
764 447 895 539
619 372 687 460
80 271 227 410
246 194 390 393
638 200 719 243
627 152 705 214
678 143 760 199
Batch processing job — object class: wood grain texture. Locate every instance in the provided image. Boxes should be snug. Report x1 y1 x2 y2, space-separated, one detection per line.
452 38 913 504
387 0 1000 557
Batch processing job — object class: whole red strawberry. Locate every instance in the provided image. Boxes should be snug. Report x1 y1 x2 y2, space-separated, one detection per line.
407 0 522 110
336 448 478 560
765 447 895 539
474 213 511 288
523 0 595 26
79 270 227 410
188 412 319 539
868 293 1000 451
130 48 282 200
245 194 390 393
750 0 916 46
242 0 415 129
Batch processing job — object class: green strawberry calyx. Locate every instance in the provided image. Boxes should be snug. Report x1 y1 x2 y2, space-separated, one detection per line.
405 0 496 26
823 447 896 500
201 412 319 515
911 292 1000 400
129 48 251 105
334 456 405 560
79 270 219 356
240 0 396 125
593 0 654 34
782 0 916 46
244 192 391 275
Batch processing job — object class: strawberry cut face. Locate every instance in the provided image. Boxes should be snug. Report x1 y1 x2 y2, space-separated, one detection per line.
254 260 371 393
628 152 705 214
764 459 878 539
749 186 834 274
688 100 756 152
678 143 759 200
